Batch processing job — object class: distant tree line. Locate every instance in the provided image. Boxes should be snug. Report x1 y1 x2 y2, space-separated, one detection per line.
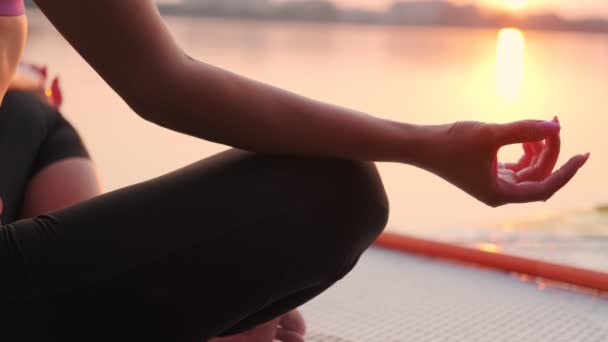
24 0 608 33
160 0 340 22
159 0 608 33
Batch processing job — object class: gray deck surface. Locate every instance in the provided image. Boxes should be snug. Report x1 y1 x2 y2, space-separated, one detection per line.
300 248 608 341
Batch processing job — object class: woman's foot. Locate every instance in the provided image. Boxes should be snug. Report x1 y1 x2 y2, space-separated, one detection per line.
210 309 306 342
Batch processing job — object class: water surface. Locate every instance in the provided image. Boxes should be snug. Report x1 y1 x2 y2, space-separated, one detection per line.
23 12 608 271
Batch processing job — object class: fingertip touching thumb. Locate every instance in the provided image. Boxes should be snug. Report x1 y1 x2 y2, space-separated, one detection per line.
536 121 561 136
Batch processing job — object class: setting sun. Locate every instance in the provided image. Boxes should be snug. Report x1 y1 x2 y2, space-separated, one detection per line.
503 0 526 11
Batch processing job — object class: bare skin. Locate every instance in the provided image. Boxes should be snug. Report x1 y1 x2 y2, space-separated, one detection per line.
210 310 306 342
20 157 100 218
0 15 27 103
0 0 589 339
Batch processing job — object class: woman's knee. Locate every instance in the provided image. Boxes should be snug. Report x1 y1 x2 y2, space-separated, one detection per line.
335 159 389 214
185 151 390 283
327 188 389 280
330 159 389 246
295 159 389 282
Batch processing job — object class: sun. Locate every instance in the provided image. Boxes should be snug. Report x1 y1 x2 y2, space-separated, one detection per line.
503 0 526 11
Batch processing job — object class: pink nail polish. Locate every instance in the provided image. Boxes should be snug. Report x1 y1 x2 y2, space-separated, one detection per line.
0 0 24 16
537 121 561 135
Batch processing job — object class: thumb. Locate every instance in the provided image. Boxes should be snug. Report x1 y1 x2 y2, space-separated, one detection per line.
492 120 561 146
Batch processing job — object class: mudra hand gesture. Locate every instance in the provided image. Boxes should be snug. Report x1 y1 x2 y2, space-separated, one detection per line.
414 116 589 207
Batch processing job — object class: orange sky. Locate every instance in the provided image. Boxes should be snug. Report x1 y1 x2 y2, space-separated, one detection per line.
334 0 608 19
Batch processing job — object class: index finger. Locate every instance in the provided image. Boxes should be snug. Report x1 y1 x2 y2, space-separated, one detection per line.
516 136 561 182
534 116 561 178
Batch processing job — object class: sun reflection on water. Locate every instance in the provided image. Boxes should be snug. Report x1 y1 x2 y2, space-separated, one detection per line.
477 242 502 254
496 28 526 99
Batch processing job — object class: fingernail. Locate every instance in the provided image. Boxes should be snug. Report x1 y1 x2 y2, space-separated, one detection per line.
579 153 591 167
553 116 560 124
537 121 561 134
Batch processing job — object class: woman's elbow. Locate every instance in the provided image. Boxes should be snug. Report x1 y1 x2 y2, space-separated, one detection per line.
122 69 185 125
113 56 186 123
124 88 166 123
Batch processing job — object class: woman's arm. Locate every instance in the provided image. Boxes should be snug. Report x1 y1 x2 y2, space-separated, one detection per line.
21 158 101 217
35 1 411 163
33 0 588 206
0 14 27 103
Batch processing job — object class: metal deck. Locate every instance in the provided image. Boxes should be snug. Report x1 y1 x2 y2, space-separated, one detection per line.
301 248 608 341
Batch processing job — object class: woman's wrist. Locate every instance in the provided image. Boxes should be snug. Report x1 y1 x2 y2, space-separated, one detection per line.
393 122 449 168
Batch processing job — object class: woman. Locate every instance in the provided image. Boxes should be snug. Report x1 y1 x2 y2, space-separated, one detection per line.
0 1 589 341
1 64 98 220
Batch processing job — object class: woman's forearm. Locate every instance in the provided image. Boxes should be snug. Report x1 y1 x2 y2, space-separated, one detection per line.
145 59 432 163
32 0 587 211
34 0 429 163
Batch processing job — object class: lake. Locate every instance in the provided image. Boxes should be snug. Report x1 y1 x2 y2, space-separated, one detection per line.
22 11 608 272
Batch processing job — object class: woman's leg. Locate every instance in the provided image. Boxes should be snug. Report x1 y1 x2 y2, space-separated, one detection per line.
2 149 388 341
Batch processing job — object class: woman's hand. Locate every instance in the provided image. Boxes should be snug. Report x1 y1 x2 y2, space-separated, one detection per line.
415 117 589 207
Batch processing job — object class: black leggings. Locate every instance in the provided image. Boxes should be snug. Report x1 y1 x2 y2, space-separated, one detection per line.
0 92 389 341
0 91 89 223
